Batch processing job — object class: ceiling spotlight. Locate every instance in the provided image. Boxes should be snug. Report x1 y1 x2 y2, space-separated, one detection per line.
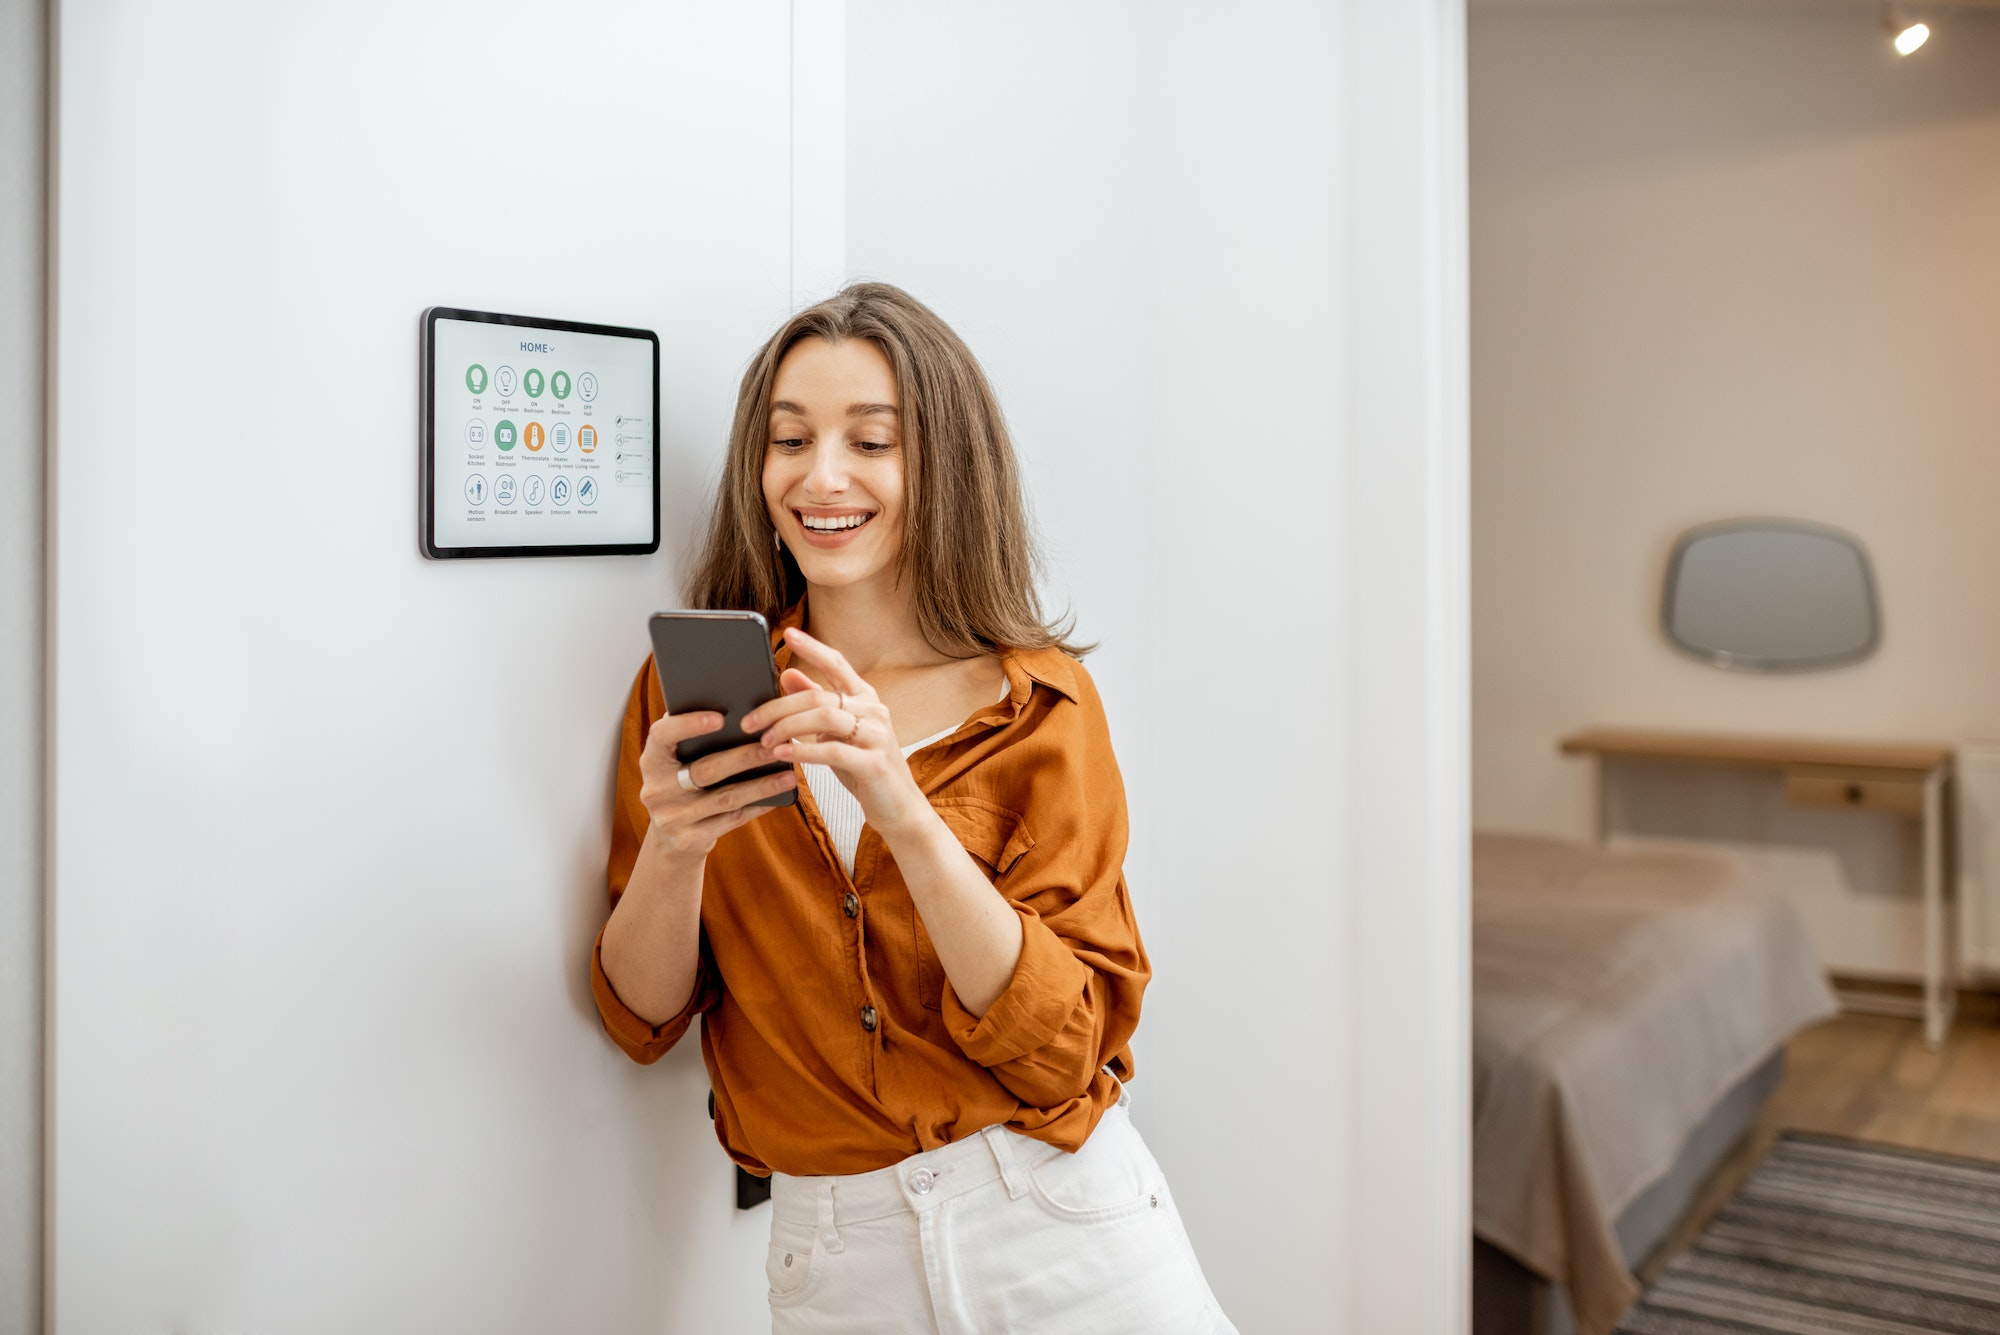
1882 6 1930 55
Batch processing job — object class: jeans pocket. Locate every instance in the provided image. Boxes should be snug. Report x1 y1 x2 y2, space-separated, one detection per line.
765 1215 822 1304
1023 1119 1159 1224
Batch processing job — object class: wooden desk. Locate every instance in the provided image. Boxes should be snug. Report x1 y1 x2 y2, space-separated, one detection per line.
1560 727 1957 1046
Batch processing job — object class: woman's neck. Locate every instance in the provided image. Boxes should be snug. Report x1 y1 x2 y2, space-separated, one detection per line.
802 577 942 677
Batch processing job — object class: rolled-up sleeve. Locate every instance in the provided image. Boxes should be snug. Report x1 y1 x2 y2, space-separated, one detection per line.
939 670 1150 1108
591 923 719 1064
589 659 722 1064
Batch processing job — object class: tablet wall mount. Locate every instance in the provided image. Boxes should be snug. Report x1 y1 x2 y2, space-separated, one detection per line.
421 306 661 559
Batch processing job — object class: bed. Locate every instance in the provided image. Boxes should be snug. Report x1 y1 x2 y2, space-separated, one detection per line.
1471 833 1838 1335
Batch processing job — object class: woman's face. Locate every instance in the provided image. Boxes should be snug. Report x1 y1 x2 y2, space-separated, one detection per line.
762 336 906 595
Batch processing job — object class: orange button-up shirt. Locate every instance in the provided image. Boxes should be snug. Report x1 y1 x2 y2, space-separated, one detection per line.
588 611 1151 1177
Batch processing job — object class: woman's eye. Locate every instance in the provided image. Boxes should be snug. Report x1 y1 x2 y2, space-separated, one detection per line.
772 438 807 451
855 440 896 454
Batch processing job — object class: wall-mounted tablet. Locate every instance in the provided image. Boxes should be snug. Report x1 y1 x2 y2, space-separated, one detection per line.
422 307 660 559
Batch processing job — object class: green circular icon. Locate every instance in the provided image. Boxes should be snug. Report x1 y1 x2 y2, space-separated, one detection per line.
523 368 545 399
493 419 518 451
465 364 488 395
550 370 571 400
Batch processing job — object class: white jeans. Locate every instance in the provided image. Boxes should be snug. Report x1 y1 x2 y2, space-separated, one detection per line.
765 1097 1236 1334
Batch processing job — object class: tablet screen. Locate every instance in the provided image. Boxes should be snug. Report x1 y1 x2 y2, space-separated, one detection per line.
423 308 660 558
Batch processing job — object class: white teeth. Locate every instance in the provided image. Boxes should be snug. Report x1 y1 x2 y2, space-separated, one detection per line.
801 513 870 532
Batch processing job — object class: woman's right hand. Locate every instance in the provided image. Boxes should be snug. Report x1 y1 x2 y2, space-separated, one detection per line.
637 711 799 861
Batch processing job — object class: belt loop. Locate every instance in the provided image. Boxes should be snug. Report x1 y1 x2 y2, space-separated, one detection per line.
981 1125 1030 1201
816 1181 845 1254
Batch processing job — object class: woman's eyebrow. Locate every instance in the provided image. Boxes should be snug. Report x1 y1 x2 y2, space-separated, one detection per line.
769 400 899 419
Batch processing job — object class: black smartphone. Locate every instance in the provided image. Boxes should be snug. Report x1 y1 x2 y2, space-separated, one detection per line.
647 610 798 808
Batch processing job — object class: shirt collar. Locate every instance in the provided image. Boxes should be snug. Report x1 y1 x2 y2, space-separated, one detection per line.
1001 644 1080 703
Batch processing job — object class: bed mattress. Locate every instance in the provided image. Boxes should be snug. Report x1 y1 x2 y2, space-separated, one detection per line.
1473 833 1837 1335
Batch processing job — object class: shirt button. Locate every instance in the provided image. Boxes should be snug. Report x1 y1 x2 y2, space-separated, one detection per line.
908 1167 935 1196
843 892 859 919
860 1006 878 1033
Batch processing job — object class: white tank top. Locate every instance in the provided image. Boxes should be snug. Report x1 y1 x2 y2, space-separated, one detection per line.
801 681 1008 877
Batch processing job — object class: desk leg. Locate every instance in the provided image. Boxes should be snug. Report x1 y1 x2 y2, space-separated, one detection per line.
1594 760 1609 847
1922 770 1956 1049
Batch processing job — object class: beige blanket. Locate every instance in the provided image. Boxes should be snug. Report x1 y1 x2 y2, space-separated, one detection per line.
1473 833 1837 1335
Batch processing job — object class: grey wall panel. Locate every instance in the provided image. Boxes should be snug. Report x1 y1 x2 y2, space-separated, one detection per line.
0 0 46 1332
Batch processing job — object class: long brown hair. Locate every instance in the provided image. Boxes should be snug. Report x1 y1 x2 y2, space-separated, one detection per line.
685 282 1086 658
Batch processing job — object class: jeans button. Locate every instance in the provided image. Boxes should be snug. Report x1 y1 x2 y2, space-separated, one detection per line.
909 1167 935 1195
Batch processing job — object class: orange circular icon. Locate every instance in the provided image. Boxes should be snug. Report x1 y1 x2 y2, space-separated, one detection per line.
577 424 597 454
523 421 546 452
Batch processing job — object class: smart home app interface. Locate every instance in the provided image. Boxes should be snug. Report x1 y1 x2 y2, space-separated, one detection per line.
433 319 653 550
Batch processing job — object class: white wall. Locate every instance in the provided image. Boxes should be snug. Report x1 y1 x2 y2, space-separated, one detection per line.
51 4 806 1330
52 2 1469 1331
848 3 1469 1329
1470 10 2000 897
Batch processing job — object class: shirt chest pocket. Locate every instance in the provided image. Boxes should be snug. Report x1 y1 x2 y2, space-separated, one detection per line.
913 799 1036 1010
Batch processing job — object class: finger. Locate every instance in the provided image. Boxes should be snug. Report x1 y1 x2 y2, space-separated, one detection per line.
685 740 785 790
761 706 863 747
646 711 726 752
769 737 865 767
694 800 781 839
782 628 869 696
689 766 798 817
778 667 821 697
705 807 771 837
740 687 839 735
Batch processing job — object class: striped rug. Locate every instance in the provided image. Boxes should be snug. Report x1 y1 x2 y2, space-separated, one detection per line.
1617 1131 2000 1335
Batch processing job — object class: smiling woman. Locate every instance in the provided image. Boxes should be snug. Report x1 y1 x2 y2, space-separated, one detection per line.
685 282 1076 662
590 283 1236 1332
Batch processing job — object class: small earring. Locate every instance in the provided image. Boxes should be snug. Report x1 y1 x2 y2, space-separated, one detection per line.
773 530 782 552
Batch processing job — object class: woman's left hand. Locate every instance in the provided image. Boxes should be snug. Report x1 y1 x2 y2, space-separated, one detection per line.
741 628 931 836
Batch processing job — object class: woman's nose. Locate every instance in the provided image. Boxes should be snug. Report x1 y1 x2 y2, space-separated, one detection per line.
804 443 847 497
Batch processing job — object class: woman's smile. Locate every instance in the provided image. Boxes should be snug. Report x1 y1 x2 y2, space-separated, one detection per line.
793 507 879 546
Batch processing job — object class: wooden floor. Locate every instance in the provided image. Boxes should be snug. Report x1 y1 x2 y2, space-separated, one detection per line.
1638 1009 2000 1284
